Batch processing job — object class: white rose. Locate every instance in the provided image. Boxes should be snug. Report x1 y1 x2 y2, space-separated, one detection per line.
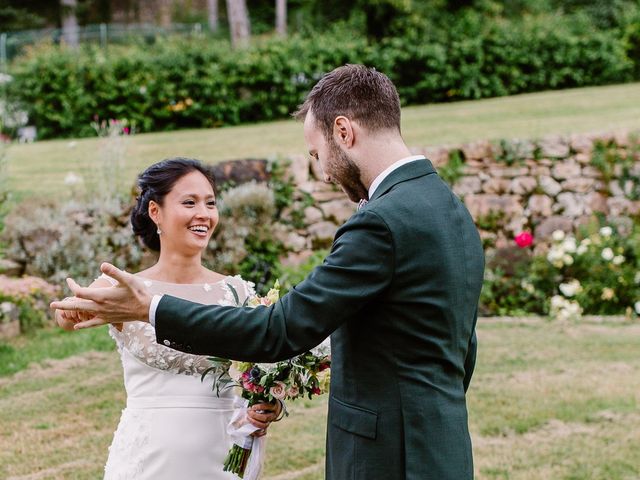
601 248 614 261
612 255 625 265
562 238 577 253
634 272 640 284
634 301 640 315
599 226 613 237
552 230 566 241
559 280 581 297
563 254 574 266
576 245 588 255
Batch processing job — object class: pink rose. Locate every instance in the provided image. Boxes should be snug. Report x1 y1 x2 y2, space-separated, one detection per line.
269 381 287 400
286 385 299 398
515 231 533 248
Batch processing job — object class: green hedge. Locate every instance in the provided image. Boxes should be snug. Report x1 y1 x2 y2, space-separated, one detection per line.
7 15 637 139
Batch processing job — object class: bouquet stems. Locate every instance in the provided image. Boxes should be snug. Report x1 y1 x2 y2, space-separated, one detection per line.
223 443 252 478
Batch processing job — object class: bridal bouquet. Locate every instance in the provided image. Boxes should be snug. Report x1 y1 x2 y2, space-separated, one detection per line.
202 281 331 479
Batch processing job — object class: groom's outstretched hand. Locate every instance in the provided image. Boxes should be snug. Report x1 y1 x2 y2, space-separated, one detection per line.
50 263 152 329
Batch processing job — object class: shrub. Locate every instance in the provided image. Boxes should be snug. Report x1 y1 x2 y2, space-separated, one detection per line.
481 219 640 319
6 13 636 139
1 198 145 287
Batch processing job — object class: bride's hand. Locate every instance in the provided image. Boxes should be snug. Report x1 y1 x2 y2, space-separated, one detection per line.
55 299 96 331
248 401 282 437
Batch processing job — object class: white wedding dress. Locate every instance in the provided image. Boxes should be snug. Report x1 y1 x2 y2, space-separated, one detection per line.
103 275 255 480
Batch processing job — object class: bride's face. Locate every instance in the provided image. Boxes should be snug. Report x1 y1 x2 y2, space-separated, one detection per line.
151 170 218 256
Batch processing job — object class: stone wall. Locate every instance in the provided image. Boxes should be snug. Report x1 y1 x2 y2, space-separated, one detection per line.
276 129 640 262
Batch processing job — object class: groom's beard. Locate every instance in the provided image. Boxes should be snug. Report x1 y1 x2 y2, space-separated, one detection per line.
329 140 368 203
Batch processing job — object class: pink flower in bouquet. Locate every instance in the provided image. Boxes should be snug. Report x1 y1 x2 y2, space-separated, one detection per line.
286 384 299 398
269 381 287 400
514 231 533 248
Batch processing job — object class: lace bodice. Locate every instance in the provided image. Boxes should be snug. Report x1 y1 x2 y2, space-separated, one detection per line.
104 274 255 378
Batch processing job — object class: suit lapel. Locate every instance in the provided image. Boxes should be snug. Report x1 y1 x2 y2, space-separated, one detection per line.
368 159 437 202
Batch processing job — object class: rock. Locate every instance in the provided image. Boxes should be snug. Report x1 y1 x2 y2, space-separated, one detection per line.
551 161 581 180
283 232 308 252
280 250 315 268
303 206 323 224
464 194 523 219
581 166 602 178
287 154 310 185
570 134 594 154
453 176 482 196
212 159 270 186
529 166 551 176
585 192 609 214
539 136 570 158
539 176 562 197
574 152 591 165
561 178 596 193
527 194 553 218
509 176 537 195
0 259 22 277
461 140 492 160
607 197 640 216
307 221 338 247
493 167 529 178
556 192 585 217
534 216 574 241
320 199 356 224
423 146 451 167
483 178 511 194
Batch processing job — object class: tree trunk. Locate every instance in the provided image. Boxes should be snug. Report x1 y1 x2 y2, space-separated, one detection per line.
159 0 172 28
61 0 79 48
207 0 219 32
275 0 286 36
226 0 250 48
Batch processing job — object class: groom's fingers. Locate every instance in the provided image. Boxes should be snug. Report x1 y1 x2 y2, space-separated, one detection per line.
67 278 112 303
100 263 135 289
50 297 100 312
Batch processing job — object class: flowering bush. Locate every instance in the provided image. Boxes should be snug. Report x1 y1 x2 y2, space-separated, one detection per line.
481 220 640 320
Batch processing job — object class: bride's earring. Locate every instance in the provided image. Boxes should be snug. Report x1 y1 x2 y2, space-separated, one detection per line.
156 225 162 235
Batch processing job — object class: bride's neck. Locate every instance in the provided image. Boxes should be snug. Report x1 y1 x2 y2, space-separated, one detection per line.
149 250 205 284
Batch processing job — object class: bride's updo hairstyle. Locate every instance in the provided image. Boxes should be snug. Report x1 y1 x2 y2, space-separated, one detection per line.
131 157 216 251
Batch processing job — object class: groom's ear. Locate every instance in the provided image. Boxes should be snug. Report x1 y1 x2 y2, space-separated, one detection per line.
333 116 355 149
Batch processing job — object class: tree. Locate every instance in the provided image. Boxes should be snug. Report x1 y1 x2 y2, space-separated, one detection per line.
158 0 172 28
207 0 219 32
275 0 286 36
61 0 79 48
226 0 250 47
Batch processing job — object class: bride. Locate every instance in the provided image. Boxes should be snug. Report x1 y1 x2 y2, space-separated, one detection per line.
55 158 281 479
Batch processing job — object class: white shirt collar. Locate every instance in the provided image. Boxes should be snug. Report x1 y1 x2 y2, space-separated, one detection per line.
368 155 426 199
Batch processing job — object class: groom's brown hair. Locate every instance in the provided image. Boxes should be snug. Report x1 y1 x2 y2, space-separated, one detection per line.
293 64 401 140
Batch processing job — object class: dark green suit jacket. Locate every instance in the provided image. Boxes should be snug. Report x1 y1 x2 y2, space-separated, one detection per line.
156 159 485 480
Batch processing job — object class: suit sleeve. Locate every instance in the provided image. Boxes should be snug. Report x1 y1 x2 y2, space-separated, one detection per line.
155 210 394 362
463 309 478 392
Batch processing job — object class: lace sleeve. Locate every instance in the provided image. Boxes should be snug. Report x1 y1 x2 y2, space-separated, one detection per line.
218 275 256 306
108 322 215 376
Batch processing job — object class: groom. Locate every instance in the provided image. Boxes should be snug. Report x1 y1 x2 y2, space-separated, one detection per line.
54 64 485 479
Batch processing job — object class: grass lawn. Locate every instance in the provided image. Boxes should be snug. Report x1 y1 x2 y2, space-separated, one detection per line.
6 82 640 201
1 319 638 479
